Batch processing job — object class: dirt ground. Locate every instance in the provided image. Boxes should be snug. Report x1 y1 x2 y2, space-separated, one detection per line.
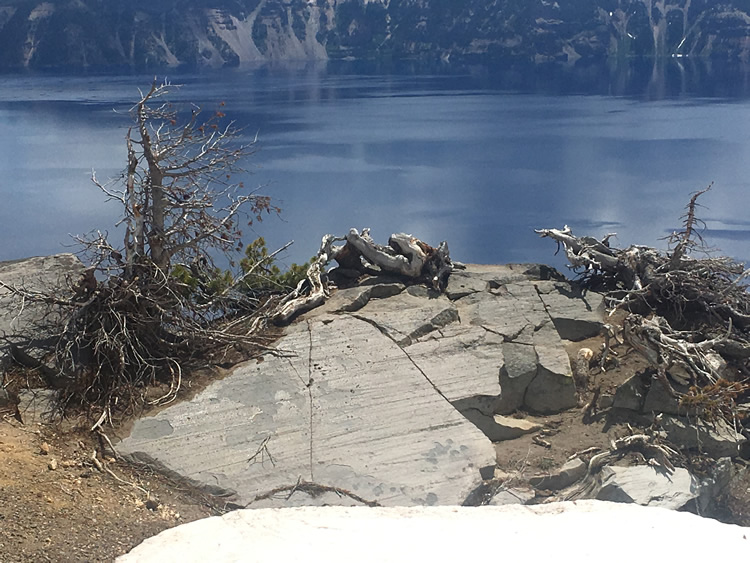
1 320 749 562
494 329 647 481
0 416 229 563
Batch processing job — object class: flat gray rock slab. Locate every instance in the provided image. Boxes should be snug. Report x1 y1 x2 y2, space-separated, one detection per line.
118 501 750 562
535 281 605 341
406 324 504 408
0 254 83 328
459 263 540 286
456 286 546 344
1 254 82 330
444 271 488 300
17 388 60 425
118 315 496 507
118 263 604 510
319 281 405 313
350 291 459 346
594 466 700 510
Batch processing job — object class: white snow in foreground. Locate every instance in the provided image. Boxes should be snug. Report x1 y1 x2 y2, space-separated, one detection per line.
118 500 749 562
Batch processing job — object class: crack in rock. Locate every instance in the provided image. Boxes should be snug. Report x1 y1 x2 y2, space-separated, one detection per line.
348 314 454 406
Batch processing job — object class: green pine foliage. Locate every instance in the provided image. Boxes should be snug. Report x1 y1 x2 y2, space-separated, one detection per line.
240 237 312 293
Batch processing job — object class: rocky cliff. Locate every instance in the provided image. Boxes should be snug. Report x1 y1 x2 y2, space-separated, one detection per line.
0 0 749 69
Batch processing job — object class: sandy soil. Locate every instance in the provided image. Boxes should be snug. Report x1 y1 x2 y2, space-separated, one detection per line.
0 417 227 562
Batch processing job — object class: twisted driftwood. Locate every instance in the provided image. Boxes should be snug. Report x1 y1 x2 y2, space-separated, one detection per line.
538 188 750 423
271 228 454 325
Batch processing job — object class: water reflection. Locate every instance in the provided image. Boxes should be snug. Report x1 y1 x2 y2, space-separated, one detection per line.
0 60 748 271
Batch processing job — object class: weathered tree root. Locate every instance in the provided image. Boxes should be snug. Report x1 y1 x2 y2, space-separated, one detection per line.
272 228 454 325
245 479 381 508
566 433 679 501
623 313 730 390
538 196 750 424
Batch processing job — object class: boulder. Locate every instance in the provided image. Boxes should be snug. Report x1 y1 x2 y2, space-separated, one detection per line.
117 501 750 562
534 280 605 341
699 457 734 510
642 380 694 416
489 487 535 505
17 388 60 424
496 342 538 414
0 254 83 369
613 374 647 411
524 321 576 413
594 465 700 510
658 415 746 459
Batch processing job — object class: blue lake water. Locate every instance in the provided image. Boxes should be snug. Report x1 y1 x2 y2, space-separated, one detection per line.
0 62 748 273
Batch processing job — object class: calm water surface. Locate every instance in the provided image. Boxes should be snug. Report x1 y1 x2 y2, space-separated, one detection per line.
0 63 748 272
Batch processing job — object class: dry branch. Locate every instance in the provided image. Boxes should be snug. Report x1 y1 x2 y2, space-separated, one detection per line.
2 80 278 417
246 480 381 508
566 433 679 501
271 228 455 325
538 188 750 424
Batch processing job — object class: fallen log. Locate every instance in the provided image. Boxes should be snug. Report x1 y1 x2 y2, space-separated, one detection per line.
271 234 343 325
271 229 454 325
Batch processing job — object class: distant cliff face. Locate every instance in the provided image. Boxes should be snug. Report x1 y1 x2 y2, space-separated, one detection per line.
0 0 748 69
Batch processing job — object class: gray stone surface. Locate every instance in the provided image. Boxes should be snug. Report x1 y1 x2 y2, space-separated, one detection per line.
594 466 700 510
0 254 83 331
119 315 496 507
535 281 604 341
321 281 405 313
497 342 538 414
118 501 750 562
489 487 535 505
0 254 84 368
444 271 487 300
643 381 693 416
118 264 605 507
351 292 459 346
658 415 746 459
524 321 576 414
456 289 545 344
529 458 587 491
599 393 615 409
406 324 503 408
613 374 647 411
699 457 734 509
17 388 60 424
459 263 536 287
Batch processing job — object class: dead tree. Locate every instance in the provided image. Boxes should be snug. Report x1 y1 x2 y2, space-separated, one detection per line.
89 80 275 276
537 187 750 422
4 80 275 416
271 228 455 325
536 187 748 333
